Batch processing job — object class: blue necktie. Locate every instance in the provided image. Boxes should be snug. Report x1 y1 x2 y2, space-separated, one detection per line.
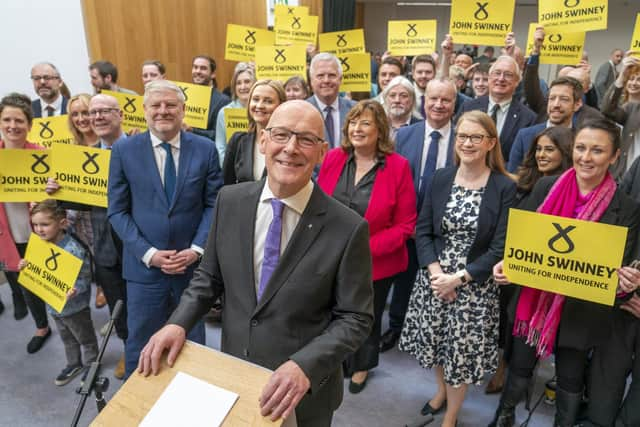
161 142 176 204
257 199 284 300
420 95 426 119
418 131 440 207
324 105 335 147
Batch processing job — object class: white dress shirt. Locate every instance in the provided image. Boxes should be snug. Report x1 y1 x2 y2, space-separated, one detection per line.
314 95 341 146
39 95 63 117
488 97 512 136
420 121 452 181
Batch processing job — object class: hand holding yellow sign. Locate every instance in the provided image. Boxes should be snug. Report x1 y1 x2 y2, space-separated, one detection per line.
170 81 212 129
275 14 319 46
503 209 627 306
319 29 365 55
0 149 50 202
539 0 608 33
103 90 146 133
19 233 82 313
338 54 372 92
449 0 516 46
224 108 249 141
225 24 275 62
50 143 111 208
255 45 307 82
388 20 437 56
526 23 585 65
27 115 74 147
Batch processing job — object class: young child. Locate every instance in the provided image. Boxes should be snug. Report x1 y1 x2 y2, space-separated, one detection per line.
20 200 98 386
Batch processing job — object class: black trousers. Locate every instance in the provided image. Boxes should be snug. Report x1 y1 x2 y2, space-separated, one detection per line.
4 243 48 329
498 284 517 361
509 336 589 393
587 310 640 427
94 263 128 341
344 276 394 374
388 240 418 333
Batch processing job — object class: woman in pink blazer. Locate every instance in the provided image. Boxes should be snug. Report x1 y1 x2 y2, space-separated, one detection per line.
318 99 417 393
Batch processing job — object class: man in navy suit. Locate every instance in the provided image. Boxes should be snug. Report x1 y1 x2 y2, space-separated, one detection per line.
30 62 68 118
108 80 223 377
507 76 585 172
306 53 355 148
380 78 456 352
456 55 537 161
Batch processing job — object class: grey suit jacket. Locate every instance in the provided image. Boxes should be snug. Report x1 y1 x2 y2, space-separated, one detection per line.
595 61 616 102
169 181 373 422
601 85 640 180
306 95 356 147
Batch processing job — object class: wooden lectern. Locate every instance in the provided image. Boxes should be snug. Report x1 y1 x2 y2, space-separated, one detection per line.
90 341 283 426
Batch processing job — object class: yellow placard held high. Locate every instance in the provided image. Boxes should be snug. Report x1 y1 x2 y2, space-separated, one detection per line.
388 20 437 56
19 233 83 313
255 45 307 82
526 23 585 65
225 24 276 62
339 54 372 92
275 14 318 45
539 0 608 33
224 108 249 142
0 149 50 202
103 90 146 133
319 29 366 56
449 0 516 46
503 209 627 306
50 144 110 208
27 115 74 147
630 13 640 56
171 81 212 129
274 4 308 17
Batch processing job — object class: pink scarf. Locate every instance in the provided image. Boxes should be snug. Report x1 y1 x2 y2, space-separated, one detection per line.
513 168 617 358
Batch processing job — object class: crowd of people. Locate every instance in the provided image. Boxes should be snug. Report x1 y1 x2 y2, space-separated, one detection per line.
2 22 640 427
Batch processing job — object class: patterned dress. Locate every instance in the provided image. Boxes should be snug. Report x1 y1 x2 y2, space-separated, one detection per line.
399 184 499 386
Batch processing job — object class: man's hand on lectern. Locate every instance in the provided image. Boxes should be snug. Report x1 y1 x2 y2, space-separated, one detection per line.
137 324 187 376
259 360 310 421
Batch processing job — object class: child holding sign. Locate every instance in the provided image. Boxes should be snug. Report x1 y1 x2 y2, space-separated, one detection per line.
19 200 98 386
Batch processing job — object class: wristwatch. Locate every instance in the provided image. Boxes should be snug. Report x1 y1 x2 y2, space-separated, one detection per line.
457 271 468 285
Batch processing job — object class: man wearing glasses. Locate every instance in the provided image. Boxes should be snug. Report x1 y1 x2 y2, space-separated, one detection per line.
30 62 67 118
456 56 537 161
138 100 373 427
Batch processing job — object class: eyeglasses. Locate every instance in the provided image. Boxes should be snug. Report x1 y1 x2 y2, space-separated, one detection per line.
455 133 489 144
30 75 60 82
489 70 517 80
266 127 324 148
89 108 119 117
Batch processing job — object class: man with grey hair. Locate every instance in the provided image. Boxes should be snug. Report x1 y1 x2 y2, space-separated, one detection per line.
30 62 68 117
382 75 421 135
306 52 355 147
456 55 537 161
108 79 223 378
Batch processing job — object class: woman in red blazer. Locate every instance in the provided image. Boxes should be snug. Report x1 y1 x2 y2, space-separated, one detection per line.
318 100 417 393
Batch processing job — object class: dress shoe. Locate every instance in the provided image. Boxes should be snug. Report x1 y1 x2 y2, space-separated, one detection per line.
348 376 368 394
114 354 126 379
95 287 107 308
421 399 446 416
380 329 401 353
27 328 52 354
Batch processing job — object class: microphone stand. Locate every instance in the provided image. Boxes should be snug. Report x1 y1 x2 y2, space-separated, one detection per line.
70 299 123 427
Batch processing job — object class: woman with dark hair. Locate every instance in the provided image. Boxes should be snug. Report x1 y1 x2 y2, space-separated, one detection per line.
400 110 516 426
0 93 52 351
284 75 310 101
318 100 416 393
223 79 286 185
489 118 640 427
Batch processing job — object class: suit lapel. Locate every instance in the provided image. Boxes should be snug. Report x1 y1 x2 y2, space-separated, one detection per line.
433 168 456 230
242 182 263 307
140 132 169 209
501 103 519 141
171 131 192 210
252 185 327 315
413 123 426 187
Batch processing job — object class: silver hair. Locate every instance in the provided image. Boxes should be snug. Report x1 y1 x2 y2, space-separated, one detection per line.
489 55 521 83
310 52 343 78
144 80 186 104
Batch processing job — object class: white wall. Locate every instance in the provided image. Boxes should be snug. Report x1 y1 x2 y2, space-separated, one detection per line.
0 0 92 99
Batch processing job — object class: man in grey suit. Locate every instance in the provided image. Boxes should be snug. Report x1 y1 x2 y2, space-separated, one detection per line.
306 53 356 148
138 100 373 427
594 48 624 101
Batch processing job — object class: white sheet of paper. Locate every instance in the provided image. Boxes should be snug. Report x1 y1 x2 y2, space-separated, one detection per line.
139 371 239 427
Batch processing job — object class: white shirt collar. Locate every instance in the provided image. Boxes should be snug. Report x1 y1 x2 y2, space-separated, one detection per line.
260 180 314 216
40 95 63 112
425 120 452 137
150 131 181 149
488 96 512 112
314 95 339 112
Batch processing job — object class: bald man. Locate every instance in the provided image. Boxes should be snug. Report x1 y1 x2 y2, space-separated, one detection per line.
139 100 373 427
30 62 68 117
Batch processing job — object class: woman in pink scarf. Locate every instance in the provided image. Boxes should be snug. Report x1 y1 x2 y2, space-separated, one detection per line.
488 118 640 427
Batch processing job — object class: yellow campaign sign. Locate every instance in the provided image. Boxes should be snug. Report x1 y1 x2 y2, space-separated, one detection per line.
503 209 627 306
275 14 318 45
224 108 249 142
539 0 608 33
526 23 585 65
274 4 308 17
319 29 366 56
170 81 211 129
255 45 307 82
388 20 437 56
0 149 50 202
50 144 110 208
449 0 516 46
103 90 146 133
27 115 74 147
225 24 275 62
339 54 372 92
631 14 640 56
19 233 82 313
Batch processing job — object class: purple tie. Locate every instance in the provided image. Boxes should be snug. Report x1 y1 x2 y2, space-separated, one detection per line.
420 95 426 119
257 199 284 300
324 105 336 147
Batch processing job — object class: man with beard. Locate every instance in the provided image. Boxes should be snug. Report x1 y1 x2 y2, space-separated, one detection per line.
190 55 230 141
30 62 68 118
383 76 422 137
411 55 437 119
89 61 137 95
